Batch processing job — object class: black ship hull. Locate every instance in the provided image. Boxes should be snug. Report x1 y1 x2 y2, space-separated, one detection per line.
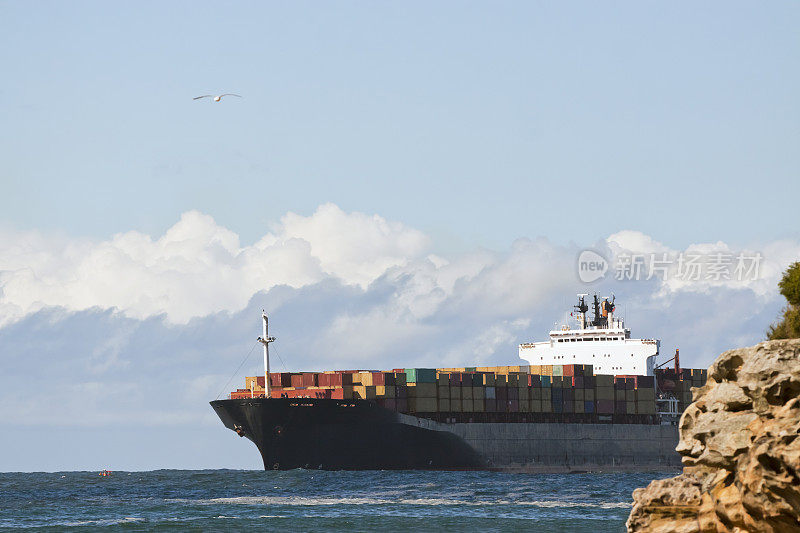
210 398 681 472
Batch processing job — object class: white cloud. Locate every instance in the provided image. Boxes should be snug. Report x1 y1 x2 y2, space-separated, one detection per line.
0 204 429 325
604 230 800 299
1 204 796 343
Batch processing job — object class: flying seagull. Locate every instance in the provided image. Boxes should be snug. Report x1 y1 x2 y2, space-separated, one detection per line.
193 94 242 102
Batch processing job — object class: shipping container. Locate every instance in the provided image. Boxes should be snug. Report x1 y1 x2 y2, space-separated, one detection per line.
449 385 461 400
596 399 614 414
408 382 437 398
376 385 396 398
408 397 437 413
405 368 437 383
353 385 376 399
496 387 508 402
595 375 614 388
438 385 450 400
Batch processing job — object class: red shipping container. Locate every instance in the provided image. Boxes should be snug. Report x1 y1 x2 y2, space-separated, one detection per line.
371 372 396 386
529 374 541 387
562 364 576 377
330 388 345 400
301 373 317 387
270 373 292 388
290 374 303 388
496 387 508 401
449 373 461 386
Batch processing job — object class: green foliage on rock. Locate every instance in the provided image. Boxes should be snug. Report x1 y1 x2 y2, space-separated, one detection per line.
778 261 800 307
768 262 800 340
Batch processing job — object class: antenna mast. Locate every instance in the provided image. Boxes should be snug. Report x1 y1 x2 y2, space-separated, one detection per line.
257 310 276 397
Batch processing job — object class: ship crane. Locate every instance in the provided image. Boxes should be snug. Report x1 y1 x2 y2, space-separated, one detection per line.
257 310 276 397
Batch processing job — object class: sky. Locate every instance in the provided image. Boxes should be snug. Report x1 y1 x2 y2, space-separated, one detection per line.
0 1 798 471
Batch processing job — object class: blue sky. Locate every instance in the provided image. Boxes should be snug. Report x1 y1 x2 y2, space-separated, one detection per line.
3 1 797 250
1 2 798 471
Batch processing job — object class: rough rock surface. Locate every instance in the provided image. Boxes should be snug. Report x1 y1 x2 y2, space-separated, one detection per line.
627 339 800 532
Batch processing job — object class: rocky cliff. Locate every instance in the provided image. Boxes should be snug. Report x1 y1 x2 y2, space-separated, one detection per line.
627 339 800 532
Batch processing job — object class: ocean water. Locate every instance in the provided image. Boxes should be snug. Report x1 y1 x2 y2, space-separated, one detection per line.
0 469 671 531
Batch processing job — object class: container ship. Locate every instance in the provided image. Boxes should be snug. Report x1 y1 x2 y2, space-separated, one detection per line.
210 294 706 472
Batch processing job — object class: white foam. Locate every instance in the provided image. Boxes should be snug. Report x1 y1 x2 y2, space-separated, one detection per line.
167 495 630 509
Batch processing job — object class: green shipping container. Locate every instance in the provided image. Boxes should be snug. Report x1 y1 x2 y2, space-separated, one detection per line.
541 376 552 388
405 368 437 383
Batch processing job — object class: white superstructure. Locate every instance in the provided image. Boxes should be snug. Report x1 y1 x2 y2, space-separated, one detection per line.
519 294 660 376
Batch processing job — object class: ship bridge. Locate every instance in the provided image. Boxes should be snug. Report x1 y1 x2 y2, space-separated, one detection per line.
518 294 659 376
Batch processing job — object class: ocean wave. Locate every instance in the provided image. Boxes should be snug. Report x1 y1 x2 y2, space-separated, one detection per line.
166 495 630 508
50 517 145 528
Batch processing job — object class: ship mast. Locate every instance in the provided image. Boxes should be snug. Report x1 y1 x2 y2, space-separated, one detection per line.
257 310 276 397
